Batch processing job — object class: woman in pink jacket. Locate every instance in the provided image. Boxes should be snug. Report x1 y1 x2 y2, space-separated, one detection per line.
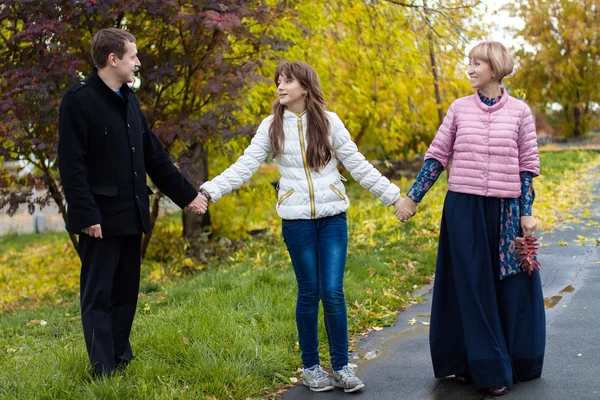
396 41 545 397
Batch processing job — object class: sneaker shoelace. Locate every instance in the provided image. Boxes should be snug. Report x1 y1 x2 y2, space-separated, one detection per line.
337 365 355 382
307 366 329 381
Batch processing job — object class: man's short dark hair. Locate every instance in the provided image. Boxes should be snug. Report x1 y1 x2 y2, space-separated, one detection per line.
91 28 136 68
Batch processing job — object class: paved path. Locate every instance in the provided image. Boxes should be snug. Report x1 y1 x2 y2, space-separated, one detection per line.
283 166 600 400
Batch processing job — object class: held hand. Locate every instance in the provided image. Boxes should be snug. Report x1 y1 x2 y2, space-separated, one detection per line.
82 224 103 238
394 197 417 223
521 215 537 237
185 193 208 215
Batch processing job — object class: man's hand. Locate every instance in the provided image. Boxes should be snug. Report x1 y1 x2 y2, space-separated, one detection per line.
82 224 103 238
395 197 417 223
185 193 208 215
521 215 537 237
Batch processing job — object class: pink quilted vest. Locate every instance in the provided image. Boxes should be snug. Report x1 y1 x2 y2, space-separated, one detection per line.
424 92 540 199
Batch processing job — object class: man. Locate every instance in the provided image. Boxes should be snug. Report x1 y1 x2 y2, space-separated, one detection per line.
58 28 207 376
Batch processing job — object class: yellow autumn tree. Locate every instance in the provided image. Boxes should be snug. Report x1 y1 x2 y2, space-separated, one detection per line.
244 0 485 160
507 0 600 137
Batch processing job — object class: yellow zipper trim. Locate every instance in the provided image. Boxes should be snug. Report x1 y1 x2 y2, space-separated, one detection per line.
297 114 315 219
277 189 294 208
329 184 347 203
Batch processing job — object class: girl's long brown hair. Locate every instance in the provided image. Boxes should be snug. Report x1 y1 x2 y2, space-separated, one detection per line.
269 62 334 171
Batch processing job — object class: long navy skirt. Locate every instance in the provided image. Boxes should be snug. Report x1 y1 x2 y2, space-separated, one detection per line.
429 191 545 389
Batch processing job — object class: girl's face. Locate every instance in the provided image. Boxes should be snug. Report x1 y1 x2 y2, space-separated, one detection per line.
468 58 496 89
277 73 305 110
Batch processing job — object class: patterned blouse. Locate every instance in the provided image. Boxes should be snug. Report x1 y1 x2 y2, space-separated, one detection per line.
407 91 535 280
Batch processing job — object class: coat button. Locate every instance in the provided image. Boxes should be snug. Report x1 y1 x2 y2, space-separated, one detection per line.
135 195 139 199
134 171 138 177
127 123 131 128
132 147 136 152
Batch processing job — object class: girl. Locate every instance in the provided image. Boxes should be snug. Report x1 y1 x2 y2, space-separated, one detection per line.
198 61 404 393
397 41 545 397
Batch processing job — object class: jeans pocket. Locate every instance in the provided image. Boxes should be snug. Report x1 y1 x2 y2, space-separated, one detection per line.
282 219 301 227
333 212 347 221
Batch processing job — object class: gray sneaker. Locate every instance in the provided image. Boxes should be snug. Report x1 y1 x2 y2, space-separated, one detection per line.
332 365 365 393
302 365 333 392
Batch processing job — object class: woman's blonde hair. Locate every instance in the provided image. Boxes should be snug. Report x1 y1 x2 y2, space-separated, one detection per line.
468 41 514 83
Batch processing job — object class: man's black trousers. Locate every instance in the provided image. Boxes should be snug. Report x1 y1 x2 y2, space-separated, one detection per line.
78 234 142 375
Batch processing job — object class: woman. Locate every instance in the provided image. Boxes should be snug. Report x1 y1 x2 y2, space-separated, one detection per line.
198 61 404 393
397 41 545 397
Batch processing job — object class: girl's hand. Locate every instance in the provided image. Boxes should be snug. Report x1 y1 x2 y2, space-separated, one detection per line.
521 215 537 237
395 197 417 223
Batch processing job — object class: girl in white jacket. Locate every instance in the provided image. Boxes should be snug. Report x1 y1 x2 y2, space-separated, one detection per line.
199 61 405 393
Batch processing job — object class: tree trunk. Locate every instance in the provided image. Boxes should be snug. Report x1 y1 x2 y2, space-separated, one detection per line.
141 191 162 259
182 142 211 242
46 175 78 252
353 122 368 147
427 31 444 127
573 106 581 137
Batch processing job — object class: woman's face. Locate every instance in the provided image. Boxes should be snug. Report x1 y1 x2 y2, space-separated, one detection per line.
468 58 496 89
277 73 305 109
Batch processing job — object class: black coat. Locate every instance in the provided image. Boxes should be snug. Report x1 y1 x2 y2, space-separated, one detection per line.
58 68 197 236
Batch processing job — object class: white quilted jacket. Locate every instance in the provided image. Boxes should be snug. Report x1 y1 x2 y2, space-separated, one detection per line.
200 110 401 220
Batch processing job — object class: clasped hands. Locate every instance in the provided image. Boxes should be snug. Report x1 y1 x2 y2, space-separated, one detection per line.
394 196 417 223
184 192 209 215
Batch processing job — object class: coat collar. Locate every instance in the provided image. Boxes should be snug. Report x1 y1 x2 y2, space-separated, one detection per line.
472 87 509 113
87 67 132 103
284 109 307 120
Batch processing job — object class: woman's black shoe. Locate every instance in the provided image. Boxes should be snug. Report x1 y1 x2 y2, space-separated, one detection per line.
453 372 472 384
487 386 509 397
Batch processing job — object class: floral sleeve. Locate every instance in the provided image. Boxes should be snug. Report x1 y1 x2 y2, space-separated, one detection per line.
406 159 444 203
520 172 535 216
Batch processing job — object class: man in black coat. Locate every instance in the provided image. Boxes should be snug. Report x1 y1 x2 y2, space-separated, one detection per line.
58 28 207 376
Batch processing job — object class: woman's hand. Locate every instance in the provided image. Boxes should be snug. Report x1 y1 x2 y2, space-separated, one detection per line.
521 215 537 237
395 197 417 223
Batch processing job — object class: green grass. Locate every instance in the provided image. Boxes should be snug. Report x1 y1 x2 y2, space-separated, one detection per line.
0 230 69 255
0 150 599 399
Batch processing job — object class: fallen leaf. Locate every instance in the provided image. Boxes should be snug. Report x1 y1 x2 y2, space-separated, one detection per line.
290 377 298 383
372 326 383 331
578 353 582 357
558 241 569 246
39 320 47 327
421 321 430 326
348 363 358 368
408 318 416 326
562 304 568 308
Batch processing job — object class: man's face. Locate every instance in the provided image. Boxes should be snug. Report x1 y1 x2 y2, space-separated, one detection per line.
113 41 140 85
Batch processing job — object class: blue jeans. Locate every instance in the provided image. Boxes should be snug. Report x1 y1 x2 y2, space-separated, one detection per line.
281 212 349 371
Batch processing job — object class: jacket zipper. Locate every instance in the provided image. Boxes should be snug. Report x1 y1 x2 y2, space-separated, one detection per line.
297 112 315 218
277 189 295 208
329 184 347 203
